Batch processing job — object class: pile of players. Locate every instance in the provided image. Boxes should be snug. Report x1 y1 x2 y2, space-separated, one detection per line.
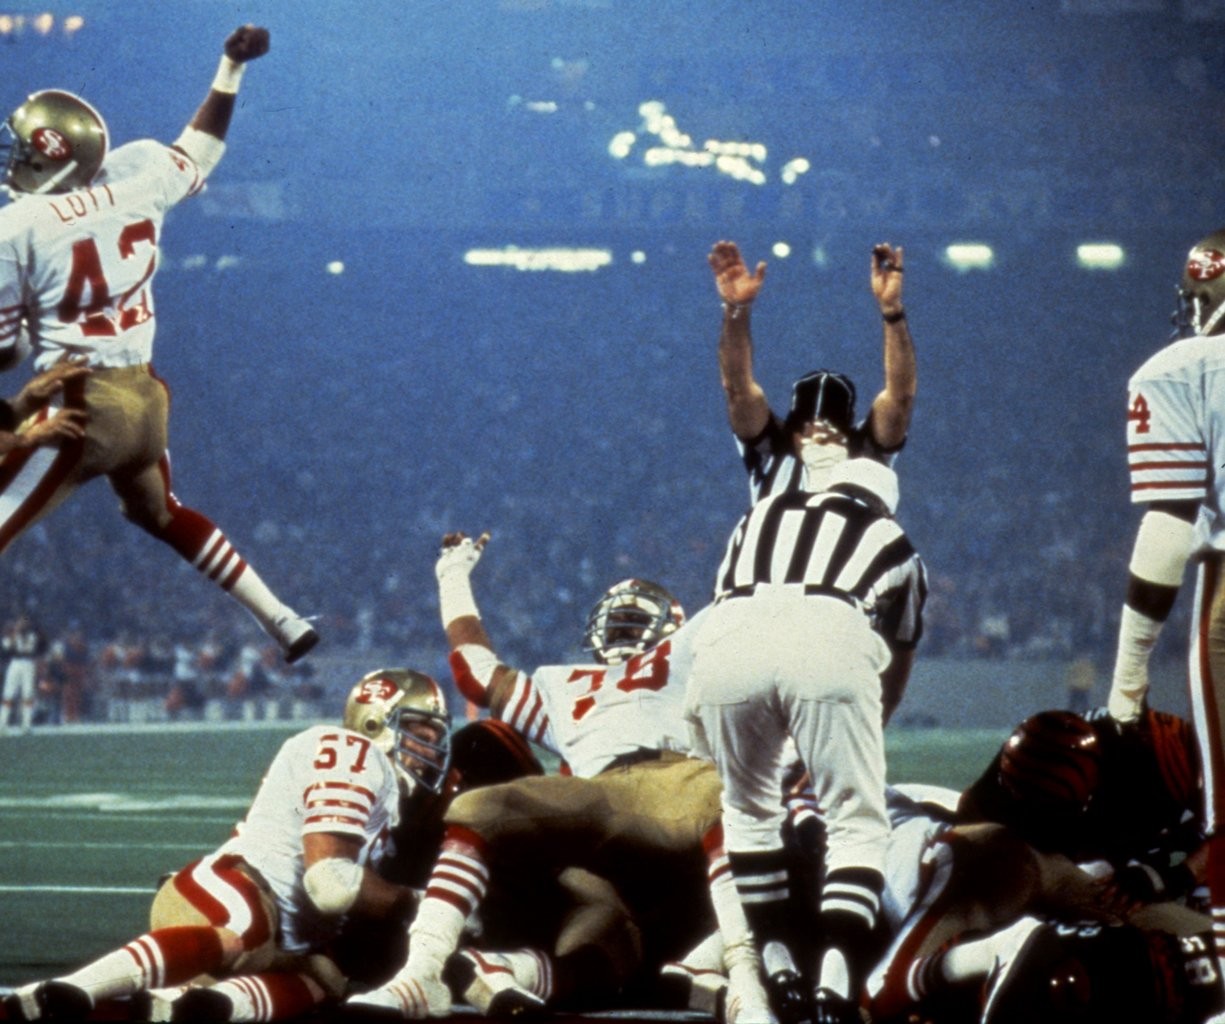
4 554 1220 1023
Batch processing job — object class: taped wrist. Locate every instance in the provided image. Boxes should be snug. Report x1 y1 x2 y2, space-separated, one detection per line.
1109 604 1163 722
438 569 479 627
172 127 226 178
1109 509 1193 723
303 857 363 915
211 54 246 95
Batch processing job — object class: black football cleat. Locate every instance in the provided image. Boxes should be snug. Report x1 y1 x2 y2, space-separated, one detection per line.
766 970 812 1024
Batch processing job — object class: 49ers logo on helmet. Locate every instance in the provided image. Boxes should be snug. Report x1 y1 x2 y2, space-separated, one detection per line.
31 127 72 160
355 677 398 704
1187 247 1225 282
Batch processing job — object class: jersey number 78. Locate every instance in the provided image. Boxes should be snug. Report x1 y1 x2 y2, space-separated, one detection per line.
568 640 672 721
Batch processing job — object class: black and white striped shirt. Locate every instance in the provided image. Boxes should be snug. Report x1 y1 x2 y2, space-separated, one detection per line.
714 476 926 648
738 414 900 504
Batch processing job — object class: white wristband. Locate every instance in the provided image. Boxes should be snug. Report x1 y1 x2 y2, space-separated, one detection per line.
438 570 480 628
211 55 246 95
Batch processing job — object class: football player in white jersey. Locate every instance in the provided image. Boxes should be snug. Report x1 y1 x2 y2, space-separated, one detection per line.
1106 227 1225 1021
346 532 771 1022
0 25 317 663
709 238 915 503
4 668 452 1023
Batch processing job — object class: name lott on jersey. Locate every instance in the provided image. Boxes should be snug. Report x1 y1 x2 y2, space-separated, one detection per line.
45 184 118 226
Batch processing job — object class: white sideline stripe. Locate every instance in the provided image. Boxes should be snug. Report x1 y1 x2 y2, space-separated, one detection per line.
0 884 154 894
0 840 202 851
0 718 324 736
0 793 248 811
0 812 235 824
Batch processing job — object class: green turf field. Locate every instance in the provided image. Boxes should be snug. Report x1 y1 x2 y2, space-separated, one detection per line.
0 722 1007 987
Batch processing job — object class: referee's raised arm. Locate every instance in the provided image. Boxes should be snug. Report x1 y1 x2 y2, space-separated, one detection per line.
867 242 916 451
710 240 771 441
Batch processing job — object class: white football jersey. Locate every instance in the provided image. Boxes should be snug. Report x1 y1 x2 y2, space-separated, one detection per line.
0 139 204 371
216 725 400 952
1126 334 1225 552
495 606 709 777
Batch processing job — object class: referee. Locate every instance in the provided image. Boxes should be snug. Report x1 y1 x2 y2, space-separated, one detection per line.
687 456 927 1024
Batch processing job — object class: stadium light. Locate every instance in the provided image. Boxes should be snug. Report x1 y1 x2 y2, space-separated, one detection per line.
781 157 810 185
943 243 995 272
463 246 613 273
1076 243 1125 270
608 131 636 159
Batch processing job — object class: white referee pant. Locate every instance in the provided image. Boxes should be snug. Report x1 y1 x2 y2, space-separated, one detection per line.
686 585 892 874
1 657 37 729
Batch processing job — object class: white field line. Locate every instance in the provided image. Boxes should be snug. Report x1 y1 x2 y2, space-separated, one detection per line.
0 840 203 850
0 884 153 894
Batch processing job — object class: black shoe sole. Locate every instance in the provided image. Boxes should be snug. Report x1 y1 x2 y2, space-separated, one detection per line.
285 627 320 664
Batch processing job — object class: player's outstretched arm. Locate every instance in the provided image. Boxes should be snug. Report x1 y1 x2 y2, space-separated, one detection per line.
867 242 915 450
173 25 270 178
710 240 770 441
435 532 517 708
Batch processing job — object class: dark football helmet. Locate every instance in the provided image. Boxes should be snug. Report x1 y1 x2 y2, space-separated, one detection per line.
448 717 543 790
343 668 451 795
582 578 685 665
982 919 1183 1024
0 89 107 196
1174 228 1225 338
998 710 1101 814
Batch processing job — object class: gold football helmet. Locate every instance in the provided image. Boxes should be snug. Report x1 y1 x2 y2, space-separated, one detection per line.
1 89 108 195
1175 227 1225 337
582 578 685 665
343 668 451 795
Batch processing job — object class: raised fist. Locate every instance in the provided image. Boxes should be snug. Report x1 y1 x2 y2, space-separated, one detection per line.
224 25 270 63
435 531 490 583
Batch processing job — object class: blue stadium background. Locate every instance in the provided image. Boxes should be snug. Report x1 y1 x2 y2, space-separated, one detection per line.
0 0 1221 728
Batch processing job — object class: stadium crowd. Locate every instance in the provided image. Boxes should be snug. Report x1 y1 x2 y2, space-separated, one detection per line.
0 220 1174 733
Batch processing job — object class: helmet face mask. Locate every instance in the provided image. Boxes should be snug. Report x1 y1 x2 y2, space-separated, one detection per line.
391 703 451 796
582 578 684 665
1 89 108 197
343 668 452 795
1174 228 1225 338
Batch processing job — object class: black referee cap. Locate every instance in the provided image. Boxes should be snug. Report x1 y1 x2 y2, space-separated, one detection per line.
786 370 856 432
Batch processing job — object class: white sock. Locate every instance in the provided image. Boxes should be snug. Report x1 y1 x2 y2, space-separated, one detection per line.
227 566 290 629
